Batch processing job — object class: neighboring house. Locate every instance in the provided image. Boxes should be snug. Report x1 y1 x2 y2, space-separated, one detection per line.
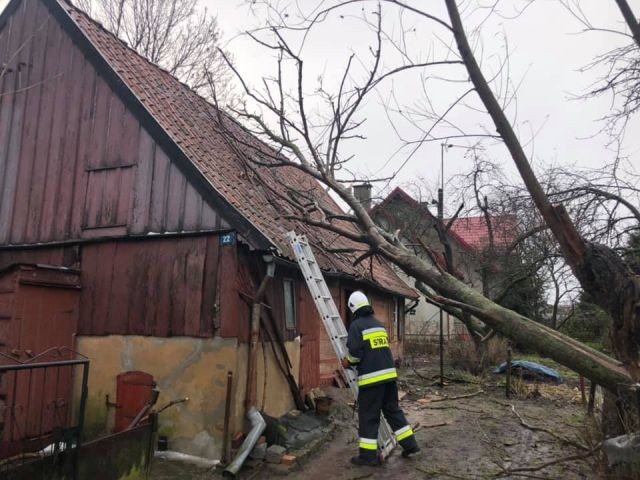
371 188 516 340
0 0 415 460
371 188 482 339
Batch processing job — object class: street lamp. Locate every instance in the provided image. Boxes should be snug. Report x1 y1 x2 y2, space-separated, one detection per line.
437 143 453 387
437 142 472 387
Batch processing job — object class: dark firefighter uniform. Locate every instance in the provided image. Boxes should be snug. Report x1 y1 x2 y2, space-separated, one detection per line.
346 295 419 464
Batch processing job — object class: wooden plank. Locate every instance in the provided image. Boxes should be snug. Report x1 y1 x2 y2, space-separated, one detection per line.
168 241 187 335
106 242 132 334
102 167 122 225
39 26 74 241
183 238 206 336
25 16 64 243
0 3 27 243
93 242 118 335
69 60 97 237
152 240 173 336
130 129 155 234
149 147 170 232
78 242 99 334
201 201 218 230
118 109 140 167
165 161 186 231
82 170 106 228
143 246 162 335
103 93 125 168
116 165 135 227
200 235 220 335
7 1 50 243
87 77 111 170
182 183 201 231
218 244 239 338
54 38 86 239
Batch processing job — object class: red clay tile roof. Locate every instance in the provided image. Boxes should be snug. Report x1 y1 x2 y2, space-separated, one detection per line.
448 216 517 250
56 0 415 298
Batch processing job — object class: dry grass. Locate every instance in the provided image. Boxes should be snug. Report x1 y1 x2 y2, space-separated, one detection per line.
447 337 509 375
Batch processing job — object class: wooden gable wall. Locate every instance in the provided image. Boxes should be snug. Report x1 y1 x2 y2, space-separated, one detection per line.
0 0 228 246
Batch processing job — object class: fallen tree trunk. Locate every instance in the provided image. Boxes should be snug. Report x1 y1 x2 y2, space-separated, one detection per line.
383 249 632 392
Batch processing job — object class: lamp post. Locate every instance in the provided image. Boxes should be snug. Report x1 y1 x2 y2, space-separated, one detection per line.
438 143 453 388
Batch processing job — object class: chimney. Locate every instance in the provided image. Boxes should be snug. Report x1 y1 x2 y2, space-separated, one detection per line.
353 183 372 211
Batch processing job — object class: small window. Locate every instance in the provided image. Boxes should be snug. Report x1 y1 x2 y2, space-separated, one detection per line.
283 279 296 329
395 298 402 339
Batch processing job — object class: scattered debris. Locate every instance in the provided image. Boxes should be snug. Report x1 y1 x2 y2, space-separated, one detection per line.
266 444 287 464
249 443 267 461
430 390 485 402
603 433 640 467
414 421 452 431
231 432 245 449
281 454 297 466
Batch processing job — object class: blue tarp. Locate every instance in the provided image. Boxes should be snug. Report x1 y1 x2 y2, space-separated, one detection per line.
494 360 563 384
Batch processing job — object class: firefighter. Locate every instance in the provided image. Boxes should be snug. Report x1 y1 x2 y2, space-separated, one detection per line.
341 291 420 466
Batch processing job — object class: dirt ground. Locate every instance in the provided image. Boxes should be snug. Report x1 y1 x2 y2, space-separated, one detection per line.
150 354 604 480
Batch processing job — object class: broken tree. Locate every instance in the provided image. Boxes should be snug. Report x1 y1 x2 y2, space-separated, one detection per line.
209 1 638 400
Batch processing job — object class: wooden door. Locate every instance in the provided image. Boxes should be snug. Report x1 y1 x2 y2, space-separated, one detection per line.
11 282 79 440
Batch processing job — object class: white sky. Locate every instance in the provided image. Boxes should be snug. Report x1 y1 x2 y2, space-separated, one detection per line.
0 0 638 213
210 0 640 211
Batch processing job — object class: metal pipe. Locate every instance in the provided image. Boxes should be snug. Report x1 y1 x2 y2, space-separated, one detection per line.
223 407 266 478
245 256 275 409
222 371 233 465
154 450 220 469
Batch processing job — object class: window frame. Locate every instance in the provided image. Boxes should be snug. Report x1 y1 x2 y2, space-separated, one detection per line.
283 278 297 330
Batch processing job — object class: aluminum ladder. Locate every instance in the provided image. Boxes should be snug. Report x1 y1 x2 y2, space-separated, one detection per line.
286 231 396 459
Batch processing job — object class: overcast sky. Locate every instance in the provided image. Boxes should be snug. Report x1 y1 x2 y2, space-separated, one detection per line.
1 0 637 213
210 0 639 210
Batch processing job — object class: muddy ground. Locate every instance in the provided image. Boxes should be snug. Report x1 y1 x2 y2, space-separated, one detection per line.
150 354 604 479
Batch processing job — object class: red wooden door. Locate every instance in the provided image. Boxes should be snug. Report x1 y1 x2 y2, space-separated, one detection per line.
16 284 79 437
114 371 154 433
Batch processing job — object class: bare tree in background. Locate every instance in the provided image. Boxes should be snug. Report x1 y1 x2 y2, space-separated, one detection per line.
74 0 234 103
560 0 640 146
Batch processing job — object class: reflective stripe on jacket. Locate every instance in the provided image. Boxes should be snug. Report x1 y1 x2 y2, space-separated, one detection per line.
346 314 397 388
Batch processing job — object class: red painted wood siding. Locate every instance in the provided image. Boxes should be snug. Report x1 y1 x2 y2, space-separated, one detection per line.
0 246 80 271
0 0 227 246
79 236 222 337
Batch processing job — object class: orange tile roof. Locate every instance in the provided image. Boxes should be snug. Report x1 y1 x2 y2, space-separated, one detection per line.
448 216 517 250
56 0 415 298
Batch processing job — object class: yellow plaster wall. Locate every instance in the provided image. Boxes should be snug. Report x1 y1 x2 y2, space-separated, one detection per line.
76 335 300 460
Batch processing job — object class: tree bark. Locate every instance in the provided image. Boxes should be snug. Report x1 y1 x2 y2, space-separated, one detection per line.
377 242 631 392
614 0 640 49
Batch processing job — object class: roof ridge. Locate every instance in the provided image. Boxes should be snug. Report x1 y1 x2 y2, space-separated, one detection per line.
61 0 197 92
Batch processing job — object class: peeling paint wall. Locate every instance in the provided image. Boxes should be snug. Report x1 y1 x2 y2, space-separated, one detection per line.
76 335 300 460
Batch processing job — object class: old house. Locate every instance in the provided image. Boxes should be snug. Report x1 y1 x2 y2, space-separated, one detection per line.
0 0 415 460
371 187 517 340
370 188 482 339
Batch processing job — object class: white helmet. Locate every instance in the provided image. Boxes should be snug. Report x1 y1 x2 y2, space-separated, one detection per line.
348 291 370 313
